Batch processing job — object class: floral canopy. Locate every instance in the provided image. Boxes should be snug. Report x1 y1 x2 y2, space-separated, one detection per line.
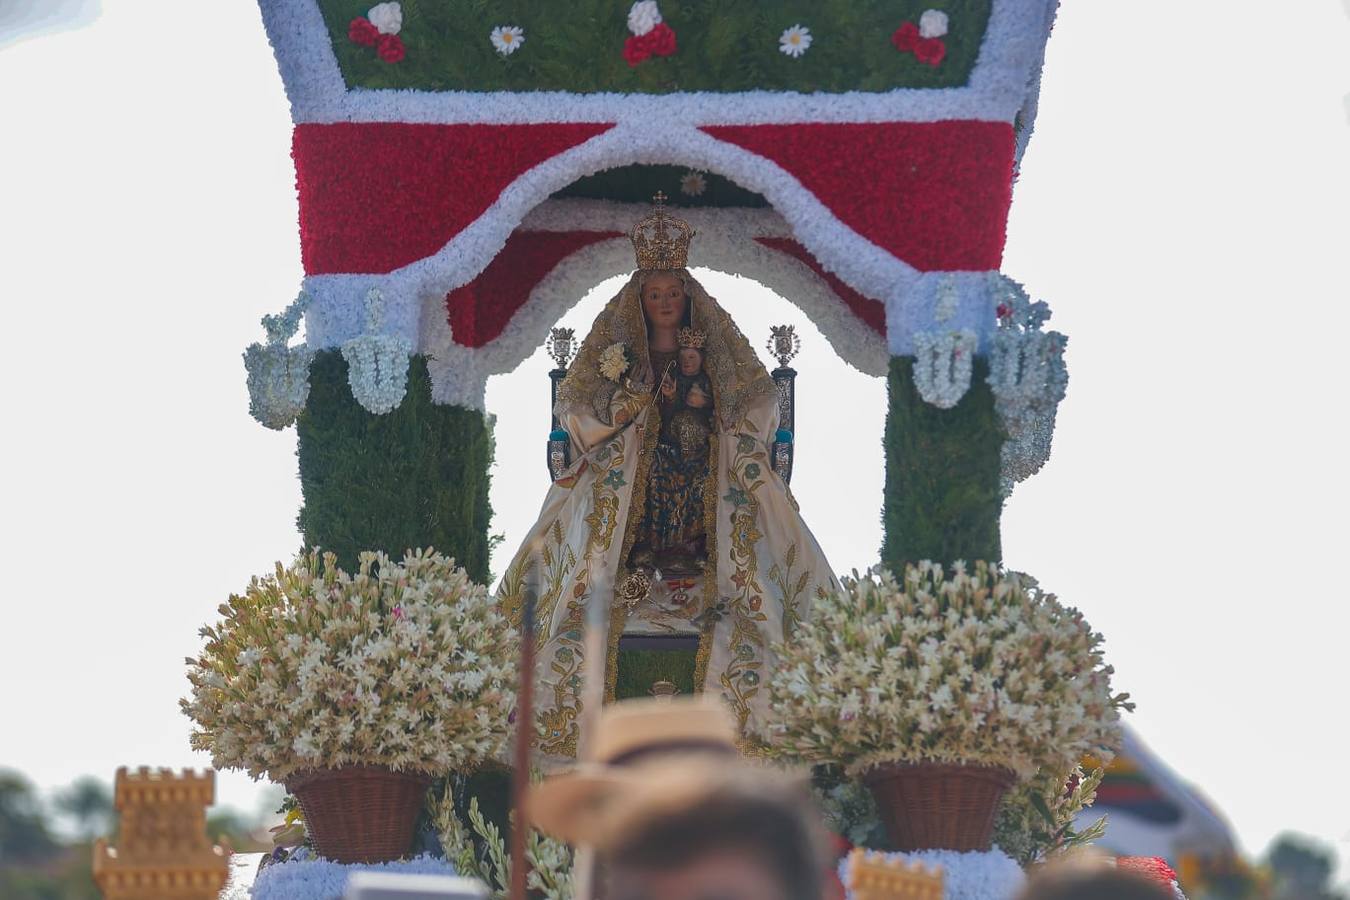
256 0 1060 408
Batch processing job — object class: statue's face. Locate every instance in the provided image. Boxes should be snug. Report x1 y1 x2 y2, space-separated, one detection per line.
641 273 687 330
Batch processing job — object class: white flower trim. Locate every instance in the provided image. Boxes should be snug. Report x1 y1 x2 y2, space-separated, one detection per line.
919 10 951 39
340 288 413 414
840 848 1024 900
366 1 401 36
243 290 315 430
912 329 977 409
779 25 812 58
257 0 1060 131
627 1 662 37
490 25 524 56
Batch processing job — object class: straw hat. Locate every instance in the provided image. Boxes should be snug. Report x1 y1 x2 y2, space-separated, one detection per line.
528 697 739 843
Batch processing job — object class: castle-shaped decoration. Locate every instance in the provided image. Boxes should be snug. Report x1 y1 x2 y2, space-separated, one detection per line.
92 767 230 900
846 848 944 900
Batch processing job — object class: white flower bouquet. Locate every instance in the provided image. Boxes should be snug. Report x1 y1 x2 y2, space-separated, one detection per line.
767 561 1128 779
181 549 517 783
598 341 632 382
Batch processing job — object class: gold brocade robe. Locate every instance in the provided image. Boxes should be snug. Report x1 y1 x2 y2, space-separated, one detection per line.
497 270 838 759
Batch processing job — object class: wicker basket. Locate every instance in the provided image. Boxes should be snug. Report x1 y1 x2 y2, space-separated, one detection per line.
287 766 431 864
863 763 1016 852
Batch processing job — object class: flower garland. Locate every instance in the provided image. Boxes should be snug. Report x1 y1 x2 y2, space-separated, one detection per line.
244 291 316 430
623 1 677 67
985 274 1068 495
911 328 977 409
347 2 404 64
341 288 413 414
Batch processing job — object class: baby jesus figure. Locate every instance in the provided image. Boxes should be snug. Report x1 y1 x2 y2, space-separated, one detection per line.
666 330 714 455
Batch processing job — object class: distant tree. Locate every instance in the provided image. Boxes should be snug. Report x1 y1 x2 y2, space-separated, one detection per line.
1266 833 1347 900
53 777 113 842
0 769 58 864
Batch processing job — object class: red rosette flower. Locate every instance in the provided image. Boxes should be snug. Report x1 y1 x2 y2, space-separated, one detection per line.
891 21 920 53
623 34 651 67
914 36 947 67
643 22 678 57
348 17 378 47
377 32 405 64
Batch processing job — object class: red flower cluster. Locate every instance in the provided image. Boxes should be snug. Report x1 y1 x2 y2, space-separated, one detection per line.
623 23 678 67
891 21 946 67
349 17 405 64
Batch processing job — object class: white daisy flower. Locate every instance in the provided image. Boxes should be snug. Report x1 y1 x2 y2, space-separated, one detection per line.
627 0 662 36
779 24 812 58
490 25 524 56
680 171 707 196
919 9 950 39
367 2 402 36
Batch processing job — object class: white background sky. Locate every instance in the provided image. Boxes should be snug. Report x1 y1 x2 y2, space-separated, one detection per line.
2 0 1348 883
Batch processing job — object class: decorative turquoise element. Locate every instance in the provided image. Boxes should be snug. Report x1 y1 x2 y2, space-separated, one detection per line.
604 468 627 489
549 429 568 441
723 486 749 507
775 429 794 443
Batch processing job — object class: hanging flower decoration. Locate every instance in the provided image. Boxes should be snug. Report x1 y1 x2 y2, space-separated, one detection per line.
341 288 413 414
623 1 677 67
986 274 1069 495
892 11 948 67
348 3 404 64
679 170 707 197
243 291 315 430
778 25 812 59
912 329 977 409
490 25 525 56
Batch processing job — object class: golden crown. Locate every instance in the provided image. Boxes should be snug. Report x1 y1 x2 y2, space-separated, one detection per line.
677 327 708 350
631 192 695 270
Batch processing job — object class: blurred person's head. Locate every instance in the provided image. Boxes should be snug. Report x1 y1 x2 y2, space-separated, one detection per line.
594 761 829 900
529 698 829 900
1014 863 1175 900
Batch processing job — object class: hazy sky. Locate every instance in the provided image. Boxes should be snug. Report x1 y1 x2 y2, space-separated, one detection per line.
1 0 1347 882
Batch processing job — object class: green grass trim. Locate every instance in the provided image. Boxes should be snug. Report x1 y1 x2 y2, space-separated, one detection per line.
615 648 699 701
881 356 1004 570
296 351 494 582
318 0 991 94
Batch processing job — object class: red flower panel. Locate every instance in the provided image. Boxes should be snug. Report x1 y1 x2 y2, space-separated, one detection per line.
445 229 622 347
703 121 1015 272
754 236 885 336
292 122 615 275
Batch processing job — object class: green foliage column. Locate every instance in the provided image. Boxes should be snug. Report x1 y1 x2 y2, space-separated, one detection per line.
296 350 493 582
881 356 1004 571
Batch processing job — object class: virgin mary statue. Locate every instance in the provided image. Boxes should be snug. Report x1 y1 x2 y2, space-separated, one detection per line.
498 197 838 758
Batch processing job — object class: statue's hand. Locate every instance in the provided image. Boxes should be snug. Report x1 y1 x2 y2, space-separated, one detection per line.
659 372 677 400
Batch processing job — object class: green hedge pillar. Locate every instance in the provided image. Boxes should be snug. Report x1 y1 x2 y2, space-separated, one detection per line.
296 350 493 583
881 356 1004 571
